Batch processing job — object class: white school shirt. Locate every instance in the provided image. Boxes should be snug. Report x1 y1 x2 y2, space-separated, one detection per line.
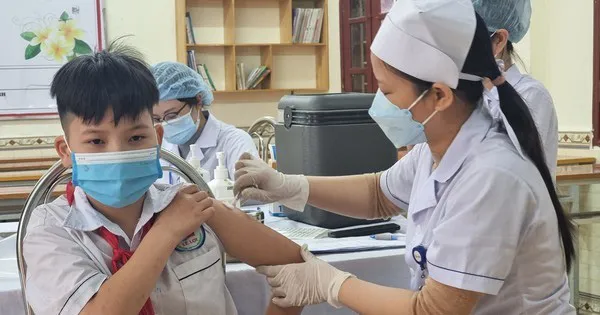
380 105 574 314
160 113 258 184
23 183 237 315
484 65 559 177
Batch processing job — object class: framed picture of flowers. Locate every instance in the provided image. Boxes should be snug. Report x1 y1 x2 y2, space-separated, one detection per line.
0 0 104 117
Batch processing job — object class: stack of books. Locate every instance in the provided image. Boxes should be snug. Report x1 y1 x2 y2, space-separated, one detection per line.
292 8 324 44
187 50 216 91
236 63 271 90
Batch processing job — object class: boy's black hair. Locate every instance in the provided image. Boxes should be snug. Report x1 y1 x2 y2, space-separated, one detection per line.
50 40 158 127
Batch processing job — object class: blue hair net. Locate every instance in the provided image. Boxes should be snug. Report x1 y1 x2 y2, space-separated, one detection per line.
472 0 531 43
151 61 214 107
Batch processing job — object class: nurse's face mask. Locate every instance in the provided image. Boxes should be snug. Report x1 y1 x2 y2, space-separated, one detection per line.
369 89 436 148
160 104 201 145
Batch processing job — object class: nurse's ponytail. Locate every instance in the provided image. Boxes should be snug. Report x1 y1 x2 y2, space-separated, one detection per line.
468 13 576 271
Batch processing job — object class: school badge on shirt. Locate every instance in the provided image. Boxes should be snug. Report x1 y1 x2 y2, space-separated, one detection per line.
176 226 206 251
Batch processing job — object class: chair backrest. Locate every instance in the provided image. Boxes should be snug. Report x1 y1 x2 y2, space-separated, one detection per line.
247 116 276 162
16 149 214 315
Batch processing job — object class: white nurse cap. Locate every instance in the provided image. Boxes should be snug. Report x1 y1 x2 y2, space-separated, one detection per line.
371 0 481 89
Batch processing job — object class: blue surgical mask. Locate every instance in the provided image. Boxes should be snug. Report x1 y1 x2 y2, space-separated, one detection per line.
162 110 200 144
369 89 435 148
71 147 163 208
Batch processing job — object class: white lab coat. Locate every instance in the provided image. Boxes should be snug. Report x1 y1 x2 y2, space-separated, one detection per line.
22 184 237 315
160 114 258 184
484 65 558 177
380 105 574 314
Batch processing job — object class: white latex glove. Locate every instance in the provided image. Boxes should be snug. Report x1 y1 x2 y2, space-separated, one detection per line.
233 152 309 211
256 245 355 308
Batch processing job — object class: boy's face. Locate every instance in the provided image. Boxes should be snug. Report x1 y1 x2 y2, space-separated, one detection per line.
55 109 164 167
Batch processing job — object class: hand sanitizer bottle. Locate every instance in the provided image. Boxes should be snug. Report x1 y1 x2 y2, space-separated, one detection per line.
208 152 235 204
188 144 210 183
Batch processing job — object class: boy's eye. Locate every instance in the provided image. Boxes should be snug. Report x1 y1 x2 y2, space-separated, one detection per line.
130 135 146 142
88 139 104 145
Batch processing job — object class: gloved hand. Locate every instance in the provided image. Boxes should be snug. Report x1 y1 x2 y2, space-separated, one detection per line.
256 245 355 308
233 153 309 211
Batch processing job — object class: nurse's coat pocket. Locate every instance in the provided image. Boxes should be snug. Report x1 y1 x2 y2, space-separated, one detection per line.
173 246 228 314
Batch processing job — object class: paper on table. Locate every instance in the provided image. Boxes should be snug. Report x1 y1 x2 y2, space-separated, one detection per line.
294 235 406 254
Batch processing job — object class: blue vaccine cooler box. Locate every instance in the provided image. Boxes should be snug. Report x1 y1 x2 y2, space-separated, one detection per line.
275 93 398 229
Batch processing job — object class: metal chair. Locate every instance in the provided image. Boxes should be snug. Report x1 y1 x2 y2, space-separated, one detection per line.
247 116 277 162
15 149 214 315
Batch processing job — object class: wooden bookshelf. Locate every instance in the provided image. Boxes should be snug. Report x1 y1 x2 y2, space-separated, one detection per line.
175 0 329 94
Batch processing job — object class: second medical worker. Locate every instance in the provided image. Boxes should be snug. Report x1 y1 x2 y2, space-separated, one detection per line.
152 61 258 183
473 0 559 177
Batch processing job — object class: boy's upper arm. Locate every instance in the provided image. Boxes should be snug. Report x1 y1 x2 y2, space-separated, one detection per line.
207 201 303 267
24 226 106 315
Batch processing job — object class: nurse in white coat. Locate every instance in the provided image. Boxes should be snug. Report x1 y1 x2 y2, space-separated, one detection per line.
474 0 559 177
234 1 576 314
151 62 258 183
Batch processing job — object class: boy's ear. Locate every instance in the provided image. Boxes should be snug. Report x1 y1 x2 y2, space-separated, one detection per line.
155 123 164 146
54 136 72 168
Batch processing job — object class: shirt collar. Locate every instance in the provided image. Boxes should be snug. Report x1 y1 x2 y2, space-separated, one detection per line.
196 113 221 149
430 105 493 183
62 184 182 239
505 65 523 87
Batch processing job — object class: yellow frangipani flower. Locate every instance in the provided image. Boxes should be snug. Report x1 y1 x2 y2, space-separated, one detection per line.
58 19 84 45
30 26 55 48
43 35 75 62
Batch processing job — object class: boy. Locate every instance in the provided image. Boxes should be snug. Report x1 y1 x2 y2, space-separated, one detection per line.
22 44 302 315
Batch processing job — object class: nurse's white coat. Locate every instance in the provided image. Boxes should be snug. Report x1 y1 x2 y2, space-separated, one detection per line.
484 65 558 177
381 105 574 314
161 114 258 184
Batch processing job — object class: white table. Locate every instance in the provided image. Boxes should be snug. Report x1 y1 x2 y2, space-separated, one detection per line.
0 215 410 315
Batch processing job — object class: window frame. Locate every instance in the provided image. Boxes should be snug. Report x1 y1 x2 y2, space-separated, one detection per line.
339 0 387 93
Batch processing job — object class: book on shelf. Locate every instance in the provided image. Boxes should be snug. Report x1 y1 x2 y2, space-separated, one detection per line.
188 51 217 91
196 65 214 91
185 12 196 45
236 64 270 90
292 8 324 44
246 66 271 90
199 64 217 91
187 50 197 70
236 63 247 90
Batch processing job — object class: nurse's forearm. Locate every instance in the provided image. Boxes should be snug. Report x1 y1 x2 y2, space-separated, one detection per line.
265 304 303 315
337 278 414 315
337 277 482 315
307 174 403 219
80 228 178 315
207 200 303 267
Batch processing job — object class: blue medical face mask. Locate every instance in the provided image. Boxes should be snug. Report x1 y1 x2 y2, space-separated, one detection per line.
71 146 163 208
369 89 435 148
162 109 200 145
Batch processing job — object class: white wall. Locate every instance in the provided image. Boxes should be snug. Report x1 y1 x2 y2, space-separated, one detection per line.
529 0 594 132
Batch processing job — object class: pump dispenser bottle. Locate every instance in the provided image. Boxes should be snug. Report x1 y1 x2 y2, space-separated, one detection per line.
188 144 210 183
207 152 235 204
